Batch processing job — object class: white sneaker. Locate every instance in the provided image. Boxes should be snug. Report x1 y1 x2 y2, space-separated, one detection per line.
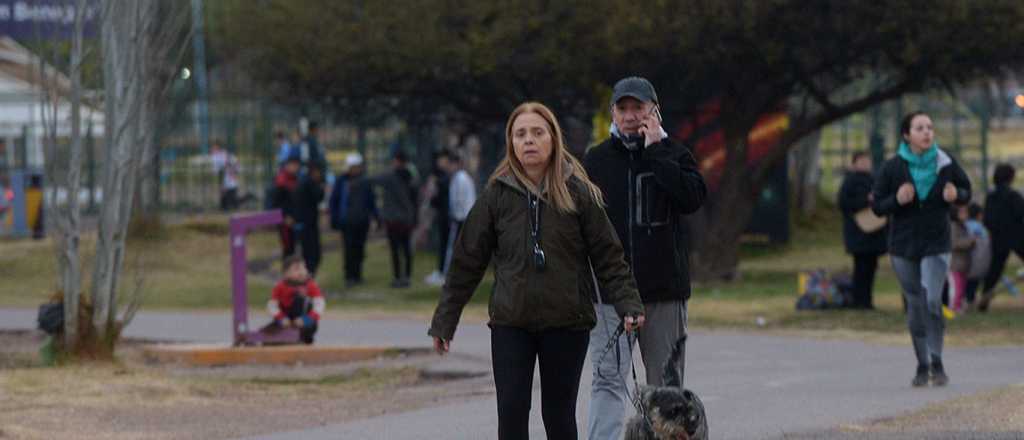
424 271 445 286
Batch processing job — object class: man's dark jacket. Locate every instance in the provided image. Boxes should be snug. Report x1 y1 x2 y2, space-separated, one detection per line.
583 135 707 303
838 171 888 255
984 184 1024 250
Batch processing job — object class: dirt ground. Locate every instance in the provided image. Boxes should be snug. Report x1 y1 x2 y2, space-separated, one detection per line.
0 330 491 440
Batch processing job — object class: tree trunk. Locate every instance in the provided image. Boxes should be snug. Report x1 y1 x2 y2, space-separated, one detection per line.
61 0 87 349
790 129 822 217
690 121 760 281
691 168 759 281
93 0 147 343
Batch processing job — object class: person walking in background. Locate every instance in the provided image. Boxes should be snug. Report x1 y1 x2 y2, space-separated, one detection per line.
376 150 418 288
948 203 975 314
299 122 326 172
963 203 991 309
275 130 292 165
443 149 476 277
424 150 454 287
583 77 707 439
838 151 888 310
272 154 302 259
293 161 326 277
329 153 377 288
872 111 971 387
429 102 644 440
978 163 1024 312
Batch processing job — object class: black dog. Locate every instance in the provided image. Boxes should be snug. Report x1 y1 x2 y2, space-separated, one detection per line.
624 337 708 440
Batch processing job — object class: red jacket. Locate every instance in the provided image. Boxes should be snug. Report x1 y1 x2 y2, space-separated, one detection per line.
268 278 324 321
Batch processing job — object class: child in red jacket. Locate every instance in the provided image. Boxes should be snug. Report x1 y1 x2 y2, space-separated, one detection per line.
267 256 325 344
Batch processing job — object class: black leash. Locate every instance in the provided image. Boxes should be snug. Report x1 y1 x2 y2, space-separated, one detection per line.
594 320 654 432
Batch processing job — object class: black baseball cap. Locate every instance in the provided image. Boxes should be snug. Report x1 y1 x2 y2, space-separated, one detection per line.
611 77 658 106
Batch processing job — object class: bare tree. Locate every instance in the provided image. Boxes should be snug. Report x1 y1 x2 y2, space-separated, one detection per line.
37 0 89 351
92 0 147 342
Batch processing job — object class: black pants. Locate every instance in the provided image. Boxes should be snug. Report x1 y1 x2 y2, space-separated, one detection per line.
435 215 450 273
271 295 318 344
386 223 413 281
220 188 254 211
982 241 1024 295
491 325 589 440
298 223 321 276
279 225 295 259
342 222 370 282
852 252 881 309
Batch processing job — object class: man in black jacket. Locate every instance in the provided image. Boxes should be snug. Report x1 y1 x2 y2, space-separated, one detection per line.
838 151 888 309
979 163 1024 311
294 162 326 276
584 77 707 440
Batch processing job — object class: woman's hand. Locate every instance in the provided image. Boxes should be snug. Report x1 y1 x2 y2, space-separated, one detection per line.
623 315 646 332
897 183 916 205
943 182 958 203
433 336 450 355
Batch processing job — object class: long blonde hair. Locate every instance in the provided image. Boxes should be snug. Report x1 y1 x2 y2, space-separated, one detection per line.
488 102 604 214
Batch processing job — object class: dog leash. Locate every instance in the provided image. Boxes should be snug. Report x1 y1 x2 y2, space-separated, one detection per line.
594 321 654 432
590 261 654 432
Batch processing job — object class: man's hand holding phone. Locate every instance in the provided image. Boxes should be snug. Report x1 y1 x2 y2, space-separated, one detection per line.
639 105 666 147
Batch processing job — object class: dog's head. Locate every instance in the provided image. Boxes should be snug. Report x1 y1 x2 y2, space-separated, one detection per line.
639 387 706 440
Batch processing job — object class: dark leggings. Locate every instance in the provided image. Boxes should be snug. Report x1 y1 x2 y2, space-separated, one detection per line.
982 242 1024 295
299 224 321 276
491 325 589 440
386 224 413 280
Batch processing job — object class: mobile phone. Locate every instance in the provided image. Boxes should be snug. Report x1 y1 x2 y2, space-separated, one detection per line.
650 104 663 123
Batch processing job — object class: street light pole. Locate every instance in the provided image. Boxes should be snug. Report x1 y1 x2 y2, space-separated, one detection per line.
191 0 211 154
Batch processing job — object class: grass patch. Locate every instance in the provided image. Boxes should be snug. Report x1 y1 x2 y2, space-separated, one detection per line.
0 214 279 309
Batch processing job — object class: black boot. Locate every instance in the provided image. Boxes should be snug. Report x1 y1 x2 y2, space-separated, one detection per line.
912 364 929 387
931 359 949 386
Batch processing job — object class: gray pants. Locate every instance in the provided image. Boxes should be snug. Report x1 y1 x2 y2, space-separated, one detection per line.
891 254 949 366
586 301 687 440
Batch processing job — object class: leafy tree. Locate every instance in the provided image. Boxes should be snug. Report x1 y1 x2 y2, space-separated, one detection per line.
212 0 1024 279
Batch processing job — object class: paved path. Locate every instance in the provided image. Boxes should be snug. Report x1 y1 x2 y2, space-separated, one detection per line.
3 308 1022 439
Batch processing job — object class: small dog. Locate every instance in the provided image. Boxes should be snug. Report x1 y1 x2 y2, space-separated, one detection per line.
624 336 708 440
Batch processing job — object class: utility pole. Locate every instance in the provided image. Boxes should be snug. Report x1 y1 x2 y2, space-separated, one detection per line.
191 0 211 154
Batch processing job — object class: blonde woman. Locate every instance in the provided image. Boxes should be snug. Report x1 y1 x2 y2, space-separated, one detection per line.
429 102 645 439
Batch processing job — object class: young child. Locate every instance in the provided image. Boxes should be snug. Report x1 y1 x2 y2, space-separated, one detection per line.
267 255 325 344
963 203 991 309
949 203 976 313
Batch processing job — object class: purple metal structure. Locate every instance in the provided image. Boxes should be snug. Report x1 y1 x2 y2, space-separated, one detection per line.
230 210 300 346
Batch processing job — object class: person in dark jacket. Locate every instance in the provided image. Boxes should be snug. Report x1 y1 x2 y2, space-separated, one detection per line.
271 155 301 259
872 111 971 388
424 150 453 286
375 150 418 288
582 77 707 440
329 153 377 287
293 161 326 276
429 102 644 440
838 151 888 310
978 163 1024 312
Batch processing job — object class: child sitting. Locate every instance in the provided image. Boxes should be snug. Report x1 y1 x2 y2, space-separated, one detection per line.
267 255 325 344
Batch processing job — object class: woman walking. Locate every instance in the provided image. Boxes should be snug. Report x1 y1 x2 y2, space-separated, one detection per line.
429 102 645 439
872 111 971 387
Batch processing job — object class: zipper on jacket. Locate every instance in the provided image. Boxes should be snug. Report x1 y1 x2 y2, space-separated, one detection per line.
627 151 636 269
